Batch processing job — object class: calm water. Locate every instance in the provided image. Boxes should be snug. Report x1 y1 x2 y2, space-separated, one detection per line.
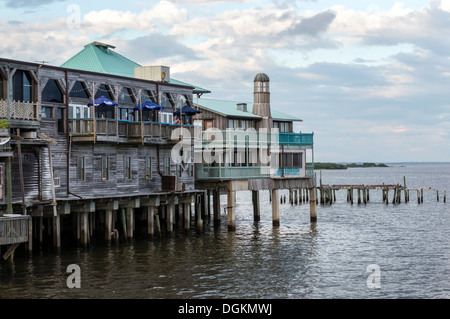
1 163 450 299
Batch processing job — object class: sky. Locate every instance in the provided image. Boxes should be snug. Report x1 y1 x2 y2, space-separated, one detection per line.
1 0 450 163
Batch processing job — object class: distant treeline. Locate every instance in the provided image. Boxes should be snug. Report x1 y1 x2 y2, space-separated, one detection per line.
312 162 389 170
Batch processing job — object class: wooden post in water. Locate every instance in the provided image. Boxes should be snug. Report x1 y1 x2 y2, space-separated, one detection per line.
272 189 280 227
309 187 317 222
213 189 221 226
53 214 61 249
227 189 236 231
421 188 424 203
252 190 260 222
299 188 303 204
126 207 134 241
147 207 154 239
183 203 190 230
196 197 203 233
444 190 447 203
106 209 113 243
437 190 439 202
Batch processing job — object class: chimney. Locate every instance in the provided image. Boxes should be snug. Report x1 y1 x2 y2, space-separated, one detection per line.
237 103 248 113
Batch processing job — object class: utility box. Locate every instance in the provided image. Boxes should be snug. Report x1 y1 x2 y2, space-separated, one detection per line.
134 66 170 83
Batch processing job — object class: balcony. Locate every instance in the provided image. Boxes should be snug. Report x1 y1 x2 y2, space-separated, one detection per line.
69 118 198 144
0 99 40 128
200 130 313 148
278 132 314 146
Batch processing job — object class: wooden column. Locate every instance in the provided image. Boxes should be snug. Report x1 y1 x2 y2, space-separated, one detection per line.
272 189 280 227
196 196 203 233
252 190 260 222
105 209 113 243
309 187 317 222
53 214 61 248
227 189 236 231
183 203 190 230
126 207 134 241
167 203 174 236
81 212 89 246
213 189 221 226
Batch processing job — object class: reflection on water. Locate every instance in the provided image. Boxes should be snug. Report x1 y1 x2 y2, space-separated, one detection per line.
1 164 450 298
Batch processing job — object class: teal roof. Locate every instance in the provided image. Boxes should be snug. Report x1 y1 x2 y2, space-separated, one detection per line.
195 98 302 122
61 42 210 94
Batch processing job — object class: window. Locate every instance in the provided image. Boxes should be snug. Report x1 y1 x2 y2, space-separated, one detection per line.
161 92 175 109
119 87 134 104
293 153 302 168
274 121 289 133
11 70 33 102
95 84 113 100
177 164 182 177
42 79 63 103
101 156 109 180
188 163 194 178
70 81 90 99
77 157 85 181
54 169 61 187
164 157 171 175
145 157 152 179
119 108 131 121
41 107 52 119
56 108 65 133
228 119 238 129
124 156 131 180
160 112 173 124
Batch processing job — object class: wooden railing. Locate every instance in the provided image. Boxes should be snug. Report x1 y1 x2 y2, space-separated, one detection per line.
69 118 198 143
0 215 30 246
0 99 39 121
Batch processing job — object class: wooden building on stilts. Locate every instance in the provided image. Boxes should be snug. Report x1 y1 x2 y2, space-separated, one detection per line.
193 73 316 230
0 42 316 258
0 41 211 254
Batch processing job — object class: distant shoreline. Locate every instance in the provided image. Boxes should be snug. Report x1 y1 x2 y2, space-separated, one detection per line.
312 162 389 170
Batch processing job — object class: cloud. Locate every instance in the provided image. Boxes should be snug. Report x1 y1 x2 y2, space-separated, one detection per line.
2 0 66 7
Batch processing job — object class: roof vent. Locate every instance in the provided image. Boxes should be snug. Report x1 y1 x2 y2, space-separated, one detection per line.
237 103 248 113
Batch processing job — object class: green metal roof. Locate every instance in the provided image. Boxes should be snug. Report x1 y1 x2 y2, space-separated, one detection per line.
61 42 211 94
195 98 302 122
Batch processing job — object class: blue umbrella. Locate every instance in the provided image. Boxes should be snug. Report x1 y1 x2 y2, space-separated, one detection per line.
87 96 119 107
133 101 164 111
173 105 201 116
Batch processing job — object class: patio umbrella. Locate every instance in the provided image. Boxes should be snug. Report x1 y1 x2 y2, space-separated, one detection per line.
173 105 202 116
133 101 164 111
87 96 119 107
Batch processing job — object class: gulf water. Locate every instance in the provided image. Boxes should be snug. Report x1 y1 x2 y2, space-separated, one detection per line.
1 163 449 299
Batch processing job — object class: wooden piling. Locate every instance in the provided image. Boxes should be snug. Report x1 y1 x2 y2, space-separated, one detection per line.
227 189 236 231
252 190 260 222
106 209 113 243
146 207 154 239
272 189 280 227
183 203 190 230
437 190 439 202
309 188 317 222
444 190 447 203
213 189 221 226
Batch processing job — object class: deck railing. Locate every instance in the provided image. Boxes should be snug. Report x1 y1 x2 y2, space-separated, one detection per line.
0 99 39 121
0 215 30 246
200 131 314 147
69 118 198 142
197 166 271 180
